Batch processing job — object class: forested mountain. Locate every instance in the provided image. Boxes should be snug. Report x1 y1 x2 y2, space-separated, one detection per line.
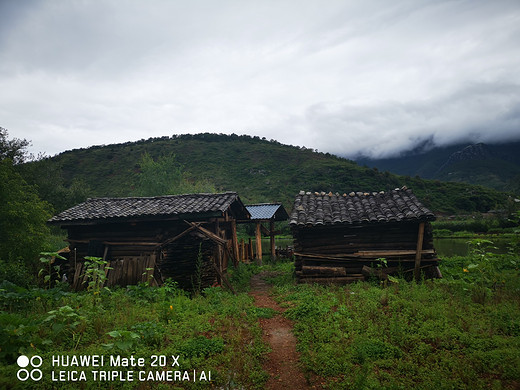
21 133 512 215
356 141 520 193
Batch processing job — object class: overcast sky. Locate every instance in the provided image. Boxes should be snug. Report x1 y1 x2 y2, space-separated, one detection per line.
1 0 519 158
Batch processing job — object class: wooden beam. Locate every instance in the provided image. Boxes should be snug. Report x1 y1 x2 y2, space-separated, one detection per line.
355 249 434 257
260 224 270 236
269 219 276 261
240 239 245 262
302 266 346 276
248 237 254 260
414 222 425 281
185 221 227 245
230 219 239 267
255 221 262 265
157 225 197 248
209 258 236 295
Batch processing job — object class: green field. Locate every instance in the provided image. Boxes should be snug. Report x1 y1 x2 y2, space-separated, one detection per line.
1 237 519 389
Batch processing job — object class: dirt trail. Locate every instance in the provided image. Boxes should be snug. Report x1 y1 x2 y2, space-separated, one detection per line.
249 273 319 390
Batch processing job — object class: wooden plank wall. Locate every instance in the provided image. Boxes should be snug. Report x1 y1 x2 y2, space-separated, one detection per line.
64 218 236 291
292 221 440 284
71 254 157 290
158 233 218 290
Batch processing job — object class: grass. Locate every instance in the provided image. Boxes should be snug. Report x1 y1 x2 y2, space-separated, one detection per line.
1 238 519 389
0 280 270 389
264 243 520 389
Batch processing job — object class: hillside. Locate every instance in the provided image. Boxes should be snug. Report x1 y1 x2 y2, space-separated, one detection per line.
356 141 520 193
21 133 510 215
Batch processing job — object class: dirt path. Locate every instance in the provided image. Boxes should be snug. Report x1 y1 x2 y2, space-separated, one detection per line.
249 272 319 390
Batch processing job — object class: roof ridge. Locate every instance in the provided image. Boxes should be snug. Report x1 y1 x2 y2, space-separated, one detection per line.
297 187 411 196
246 203 282 206
86 191 237 201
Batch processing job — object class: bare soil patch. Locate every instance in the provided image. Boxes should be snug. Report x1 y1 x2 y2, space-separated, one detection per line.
249 273 321 390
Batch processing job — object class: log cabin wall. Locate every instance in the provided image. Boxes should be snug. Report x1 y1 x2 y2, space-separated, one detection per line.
48 192 250 291
289 189 440 284
64 219 233 290
292 221 438 283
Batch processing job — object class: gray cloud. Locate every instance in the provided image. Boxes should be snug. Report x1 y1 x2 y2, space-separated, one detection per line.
305 81 520 158
1 0 519 157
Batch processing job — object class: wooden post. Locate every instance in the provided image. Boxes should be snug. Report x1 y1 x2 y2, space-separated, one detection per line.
255 221 262 265
270 219 276 261
231 220 239 267
240 239 245 262
414 222 425 281
215 220 224 284
248 237 254 260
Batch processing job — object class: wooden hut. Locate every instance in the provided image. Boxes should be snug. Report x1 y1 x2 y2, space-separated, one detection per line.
48 192 250 291
243 203 289 263
290 188 440 284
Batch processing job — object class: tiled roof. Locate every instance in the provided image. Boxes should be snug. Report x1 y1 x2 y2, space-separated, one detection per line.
49 192 245 224
289 188 435 227
246 204 289 221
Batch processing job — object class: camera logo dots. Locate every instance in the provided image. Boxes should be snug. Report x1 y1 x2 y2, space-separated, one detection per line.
17 355 43 381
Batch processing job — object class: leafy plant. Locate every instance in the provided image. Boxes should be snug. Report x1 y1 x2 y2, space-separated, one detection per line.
191 243 203 295
39 251 66 289
131 321 166 348
102 330 141 352
463 239 500 289
82 256 111 304
43 305 86 349
178 335 224 359
0 313 41 364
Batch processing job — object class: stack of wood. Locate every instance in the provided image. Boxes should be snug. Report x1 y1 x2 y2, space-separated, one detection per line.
158 233 218 290
293 222 441 284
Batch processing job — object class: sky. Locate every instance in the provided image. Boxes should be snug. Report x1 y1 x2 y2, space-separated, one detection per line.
1 0 520 159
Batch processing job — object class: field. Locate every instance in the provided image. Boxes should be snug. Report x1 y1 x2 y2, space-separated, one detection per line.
1 237 519 389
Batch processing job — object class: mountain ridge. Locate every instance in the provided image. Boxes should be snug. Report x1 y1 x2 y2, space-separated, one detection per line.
20 133 511 215
355 140 520 193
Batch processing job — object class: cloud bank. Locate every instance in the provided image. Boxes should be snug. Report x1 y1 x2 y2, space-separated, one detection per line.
1 0 519 158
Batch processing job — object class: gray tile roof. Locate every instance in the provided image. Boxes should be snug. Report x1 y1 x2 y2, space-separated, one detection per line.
246 204 289 221
49 192 246 224
290 188 435 227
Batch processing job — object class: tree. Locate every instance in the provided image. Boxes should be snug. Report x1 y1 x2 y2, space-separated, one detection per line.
0 127 31 164
134 152 215 196
0 159 52 262
18 157 91 213
0 129 52 266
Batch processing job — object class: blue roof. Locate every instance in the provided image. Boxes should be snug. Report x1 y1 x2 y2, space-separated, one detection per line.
245 204 288 221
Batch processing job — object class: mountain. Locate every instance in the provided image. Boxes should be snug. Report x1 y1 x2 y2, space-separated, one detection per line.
21 133 510 215
356 141 520 193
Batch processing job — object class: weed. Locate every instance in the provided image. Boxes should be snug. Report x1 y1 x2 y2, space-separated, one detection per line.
82 256 111 305
102 329 141 353
43 305 86 349
191 243 203 295
38 251 66 289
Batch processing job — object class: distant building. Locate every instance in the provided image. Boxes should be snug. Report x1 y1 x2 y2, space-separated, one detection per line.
244 203 289 262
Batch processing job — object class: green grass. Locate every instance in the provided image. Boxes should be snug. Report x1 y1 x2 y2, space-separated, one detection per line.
266 246 520 389
1 239 519 389
0 281 270 389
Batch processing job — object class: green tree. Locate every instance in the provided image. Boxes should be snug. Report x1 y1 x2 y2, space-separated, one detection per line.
0 127 31 164
19 157 91 213
0 129 52 267
0 159 52 262
134 152 215 196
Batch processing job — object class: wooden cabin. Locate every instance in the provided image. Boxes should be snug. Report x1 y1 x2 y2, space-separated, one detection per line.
242 203 289 263
289 188 440 284
48 192 250 291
